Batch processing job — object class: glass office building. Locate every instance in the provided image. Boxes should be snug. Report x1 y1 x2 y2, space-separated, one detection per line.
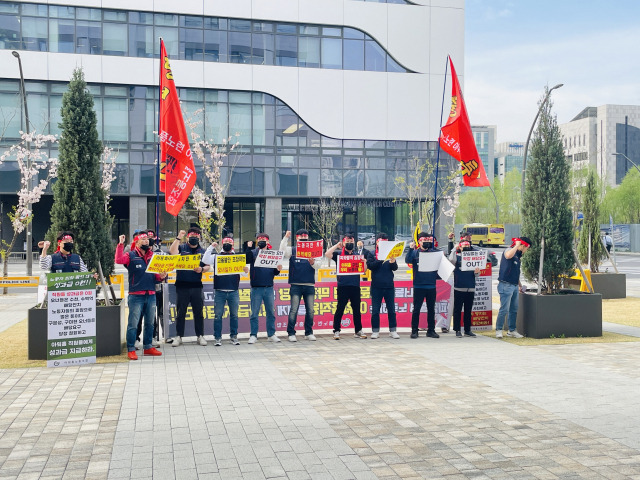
0 0 464 248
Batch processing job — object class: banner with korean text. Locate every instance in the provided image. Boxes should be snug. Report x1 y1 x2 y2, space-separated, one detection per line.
337 255 366 275
255 250 285 268
215 254 246 275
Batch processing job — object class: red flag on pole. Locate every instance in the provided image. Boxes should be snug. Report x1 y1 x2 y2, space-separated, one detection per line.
439 57 490 187
159 39 196 216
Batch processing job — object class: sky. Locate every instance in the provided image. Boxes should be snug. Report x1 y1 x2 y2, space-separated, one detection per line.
464 0 640 144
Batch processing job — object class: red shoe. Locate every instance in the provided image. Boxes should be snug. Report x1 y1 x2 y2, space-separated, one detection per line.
144 347 162 356
127 351 138 361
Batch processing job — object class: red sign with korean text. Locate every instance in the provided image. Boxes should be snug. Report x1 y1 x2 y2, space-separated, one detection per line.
296 240 324 259
337 255 366 275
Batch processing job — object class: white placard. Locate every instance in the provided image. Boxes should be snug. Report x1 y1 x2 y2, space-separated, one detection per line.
376 241 405 260
418 251 443 272
437 257 455 282
460 250 487 271
255 249 285 268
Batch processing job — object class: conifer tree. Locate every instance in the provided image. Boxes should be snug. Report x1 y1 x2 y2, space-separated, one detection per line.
48 68 114 276
521 88 574 293
577 169 607 271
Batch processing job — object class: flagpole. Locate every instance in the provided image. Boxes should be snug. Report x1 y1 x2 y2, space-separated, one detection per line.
155 38 163 239
431 55 450 237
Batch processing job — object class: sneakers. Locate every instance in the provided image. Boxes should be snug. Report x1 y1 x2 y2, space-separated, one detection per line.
197 335 208 346
230 336 240 345
455 331 462 338
214 338 222 347
371 332 379 339
389 331 400 339
305 334 317 341
269 335 281 343
288 335 297 342
496 330 503 339
151 338 160 347
465 331 477 337
143 347 162 356
248 335 257 344
134 340 141 350
173 336 182 347
127 351 138 361
441 327 449 333
426 331 440 339
410 332 419 339
354 331 367 339
333 331 340 340
507 330 524 338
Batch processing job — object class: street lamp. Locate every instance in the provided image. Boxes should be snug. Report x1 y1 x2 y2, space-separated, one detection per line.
612 152 640 176
12 51 33 276
521 83 564 196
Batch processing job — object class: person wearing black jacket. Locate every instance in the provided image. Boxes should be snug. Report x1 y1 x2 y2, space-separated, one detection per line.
170 227 210 347
246 233 283 344
367 233 400 339
449 240 480 338
405 232 441 339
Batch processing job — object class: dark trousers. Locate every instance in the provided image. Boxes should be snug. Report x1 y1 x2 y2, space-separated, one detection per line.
333 285 362 333
371 287 397 332
453 290 475 333
287 284 315 336
175 286 205 337
411 287 436 333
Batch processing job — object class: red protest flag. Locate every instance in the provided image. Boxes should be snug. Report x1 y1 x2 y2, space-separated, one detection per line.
159 39 196 215
439 57 490 187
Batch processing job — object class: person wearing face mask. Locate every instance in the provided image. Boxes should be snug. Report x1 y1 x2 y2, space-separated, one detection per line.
495 237 532 339
246 233 283 344
367 233 400 339
115 231 166 360
280 229 321 342
145 229 164 346
202 235 248 346
449 240 480 338
39 231 88 273
325 233 367 340
356 240 371 260
405 232 441 339
170 227 210 347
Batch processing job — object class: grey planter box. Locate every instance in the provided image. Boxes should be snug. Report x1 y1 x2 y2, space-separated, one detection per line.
516 292 602 339
590 273 626 299
28 302 125 360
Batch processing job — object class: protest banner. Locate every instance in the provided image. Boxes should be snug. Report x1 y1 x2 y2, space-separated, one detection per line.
215 254 246 275
255 249 285 268
337 255 366 275
47 272 96 368
461 250 487 271
174 254 202 270
418 251 443 272
296 240 324 258
146 254 177 274
376 241 405 260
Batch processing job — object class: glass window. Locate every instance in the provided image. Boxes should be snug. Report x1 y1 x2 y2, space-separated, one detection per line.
365 40 386 71
0 13 20 49
180 15 203 28
364 170 385 197
49 19 75 53
129 12 153 25
129 24 153 57
204 30 227 62
276 168 298 195
386 54 405 72
276 24 296 34
22 4 47 16
229 168 252 195
253 22 273 32
104 10 127 22
229 103 251 146
298 168 320 196
77 8 101 21
180 28 204 60
0 162 20 192
298 37 320 68
343 169 364 196
322 27 341 37
155 13 178 27
49 5 75 18
0 3 18 14
129 98 155 142
344 28 364 40
0 91 21 138
76 21 102 54
155 27 178 56
252 33 274 65
26 93 50 134
229 31 251 63
321 38 342 69
230 19 251 31
253 168 275 196
205 101 228 142
205 17 226 30
103 97 128 141
253 155 275 167
103 23 127 56
229 92 251 103
276 35 297 66
22 16 48 51
299 26 319 35
344 39 364 70
252 104 274 146
386 170 404 197
321 169 341 196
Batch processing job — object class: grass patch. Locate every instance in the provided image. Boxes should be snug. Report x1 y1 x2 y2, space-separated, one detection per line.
602 298 640 327
0 318 128 369
478 329 639 345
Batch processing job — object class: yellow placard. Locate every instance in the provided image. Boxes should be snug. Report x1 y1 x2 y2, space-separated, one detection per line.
386 242 405 260
215 254 246 276
145 254 178 274
174 254 202 270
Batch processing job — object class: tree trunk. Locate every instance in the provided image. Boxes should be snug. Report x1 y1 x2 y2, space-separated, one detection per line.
2 231 19 295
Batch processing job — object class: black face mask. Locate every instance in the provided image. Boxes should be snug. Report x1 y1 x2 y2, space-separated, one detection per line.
148 238 156 246
222 243 233 252
257 241 267 249
462 247 472 252
344 242 354 251
188 237 199 246
422 242 433 250
140 244 150 252
63 242 74 252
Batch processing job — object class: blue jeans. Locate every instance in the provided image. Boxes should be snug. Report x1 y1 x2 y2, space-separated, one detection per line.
127 293 155 351
287 284 315 336
250 286 276 337
214 290 240 339
371 287 397 332
496 281 518 332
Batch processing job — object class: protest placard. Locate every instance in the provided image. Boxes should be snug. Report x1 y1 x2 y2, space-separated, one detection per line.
146 254 177 274
215 254 246 275
174 254 202 270
255 249 285 268
461 250 487 271
437 256 454 282
418 251 443 272
376 241 405 260
296 240 323 258
337 255 366 275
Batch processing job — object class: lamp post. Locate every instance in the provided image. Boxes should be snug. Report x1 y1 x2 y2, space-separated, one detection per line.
12 51 32 276
612 152 640 176
521 83 564 196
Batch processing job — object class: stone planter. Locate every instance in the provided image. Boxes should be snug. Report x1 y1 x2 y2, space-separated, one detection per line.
590 273 626 299
28 301 125 360
516 291 602 339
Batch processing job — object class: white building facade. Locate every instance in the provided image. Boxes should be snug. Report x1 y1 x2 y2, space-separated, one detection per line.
0 0 464 246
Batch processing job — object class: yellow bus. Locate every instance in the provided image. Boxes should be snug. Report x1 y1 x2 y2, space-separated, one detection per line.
461 223 505 247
